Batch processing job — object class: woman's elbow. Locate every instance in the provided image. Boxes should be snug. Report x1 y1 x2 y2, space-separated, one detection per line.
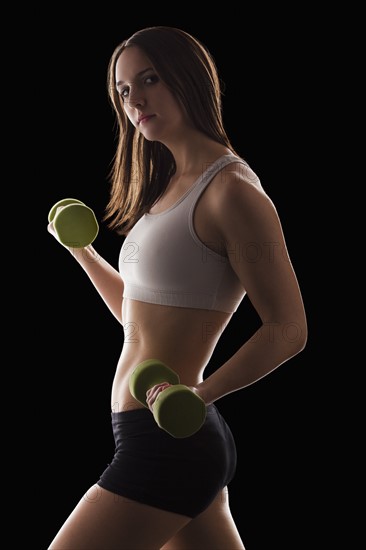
285 315 308 356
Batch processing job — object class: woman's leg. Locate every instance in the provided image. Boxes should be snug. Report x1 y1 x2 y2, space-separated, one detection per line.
161 487 245 550
47 484 191 550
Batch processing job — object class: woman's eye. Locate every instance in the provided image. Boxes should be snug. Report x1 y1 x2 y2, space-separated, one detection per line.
117 75 158 100
145 75 158 85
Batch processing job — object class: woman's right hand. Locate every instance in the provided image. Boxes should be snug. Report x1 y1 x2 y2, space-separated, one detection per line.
47 218 58 240
47 206 65 246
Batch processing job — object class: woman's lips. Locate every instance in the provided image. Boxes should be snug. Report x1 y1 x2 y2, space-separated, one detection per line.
138 115 155 124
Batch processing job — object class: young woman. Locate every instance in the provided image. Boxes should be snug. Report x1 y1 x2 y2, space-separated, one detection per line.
47 26 307 550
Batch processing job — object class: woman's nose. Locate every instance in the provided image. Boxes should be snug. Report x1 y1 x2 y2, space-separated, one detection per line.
127 87 146 108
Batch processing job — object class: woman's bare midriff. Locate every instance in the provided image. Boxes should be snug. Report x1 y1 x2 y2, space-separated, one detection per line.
111 298 232 413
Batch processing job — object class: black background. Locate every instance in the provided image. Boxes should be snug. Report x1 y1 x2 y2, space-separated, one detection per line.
27 8 331 550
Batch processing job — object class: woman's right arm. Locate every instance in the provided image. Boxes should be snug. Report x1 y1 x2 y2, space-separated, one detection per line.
69 245 124 325
48 222 124 324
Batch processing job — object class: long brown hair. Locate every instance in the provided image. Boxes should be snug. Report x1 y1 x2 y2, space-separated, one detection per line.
104 26 237 235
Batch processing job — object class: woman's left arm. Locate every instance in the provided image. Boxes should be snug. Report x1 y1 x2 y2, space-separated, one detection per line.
196 170 308 405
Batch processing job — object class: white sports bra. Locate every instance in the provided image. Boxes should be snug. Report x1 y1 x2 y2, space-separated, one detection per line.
119 154 257 312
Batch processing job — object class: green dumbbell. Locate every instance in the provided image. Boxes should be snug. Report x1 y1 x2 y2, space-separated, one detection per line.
48 198 99 248
129 359 207 438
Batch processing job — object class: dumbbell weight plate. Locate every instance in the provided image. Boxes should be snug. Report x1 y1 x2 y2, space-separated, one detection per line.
53 203 99 248
48 198 85 223
154 384 207 438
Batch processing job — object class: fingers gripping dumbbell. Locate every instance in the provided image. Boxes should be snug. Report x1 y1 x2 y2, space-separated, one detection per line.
129 359 207 438
48 198 99 248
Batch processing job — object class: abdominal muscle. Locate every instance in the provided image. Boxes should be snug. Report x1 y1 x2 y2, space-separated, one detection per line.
111 298 232 413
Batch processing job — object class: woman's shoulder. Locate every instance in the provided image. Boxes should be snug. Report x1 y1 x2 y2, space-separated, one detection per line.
216 155 266 197
205 155 278 227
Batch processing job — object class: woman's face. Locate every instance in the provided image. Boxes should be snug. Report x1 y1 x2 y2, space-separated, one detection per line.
115 46 187 143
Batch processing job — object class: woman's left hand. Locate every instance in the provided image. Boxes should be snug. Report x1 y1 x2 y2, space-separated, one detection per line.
146 383 172 412
146 384 206 413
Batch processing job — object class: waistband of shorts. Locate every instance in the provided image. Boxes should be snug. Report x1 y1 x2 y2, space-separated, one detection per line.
111 403 217 424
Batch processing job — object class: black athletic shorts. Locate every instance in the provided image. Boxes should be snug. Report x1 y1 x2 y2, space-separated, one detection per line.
97 404 237 518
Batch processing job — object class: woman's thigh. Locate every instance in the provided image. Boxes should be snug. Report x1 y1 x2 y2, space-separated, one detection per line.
161 488 245 550
47 484 191 550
